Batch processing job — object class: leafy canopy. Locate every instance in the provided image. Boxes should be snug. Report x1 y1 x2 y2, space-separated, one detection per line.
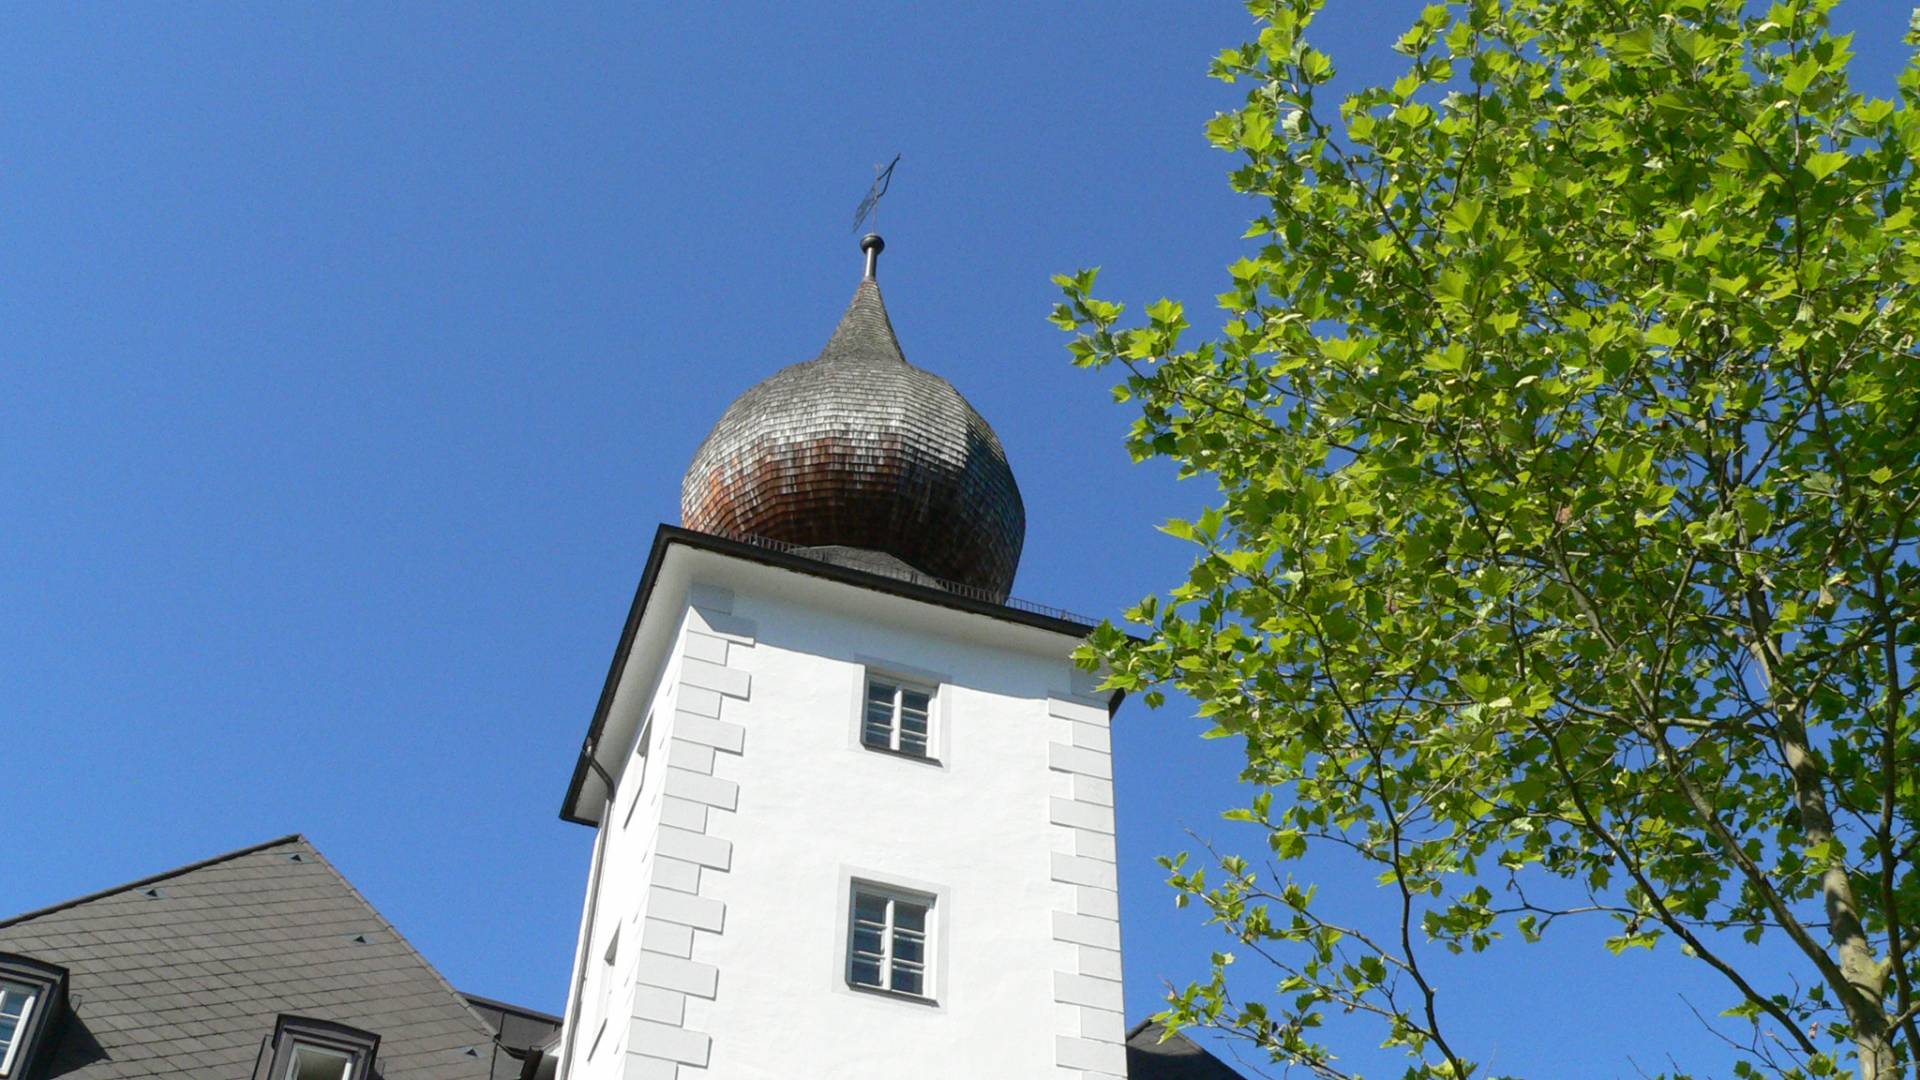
1055 0 1920 1076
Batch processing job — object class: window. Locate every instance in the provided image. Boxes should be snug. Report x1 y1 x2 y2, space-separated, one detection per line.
621 711 655 830
862 677 933 758
847 884 932 998
0 980 36 1077
0 953 65 1080
588 926 619 1059
284 1044 354 1080
261 1016 378 1080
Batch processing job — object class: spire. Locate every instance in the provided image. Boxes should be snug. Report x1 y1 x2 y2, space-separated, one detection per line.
820 239 906 367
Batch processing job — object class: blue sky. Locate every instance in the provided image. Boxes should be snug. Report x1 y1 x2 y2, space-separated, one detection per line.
1 4 1912 1077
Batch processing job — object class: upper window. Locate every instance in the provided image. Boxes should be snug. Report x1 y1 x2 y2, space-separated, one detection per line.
862 677 933 758
0 980 37 1077
847 883 932 998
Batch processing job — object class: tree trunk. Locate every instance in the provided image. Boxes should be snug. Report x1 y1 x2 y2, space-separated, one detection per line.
1748 585 1895 1077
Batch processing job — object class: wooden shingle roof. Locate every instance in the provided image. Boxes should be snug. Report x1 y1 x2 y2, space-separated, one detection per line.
681 268 1027 600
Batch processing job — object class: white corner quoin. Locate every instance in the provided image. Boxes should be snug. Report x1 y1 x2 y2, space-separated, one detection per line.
553 532 1129 1080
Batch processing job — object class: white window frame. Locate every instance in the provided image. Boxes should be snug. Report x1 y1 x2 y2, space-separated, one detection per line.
0 980 37 1078
860 675 937 760
845 882 934 999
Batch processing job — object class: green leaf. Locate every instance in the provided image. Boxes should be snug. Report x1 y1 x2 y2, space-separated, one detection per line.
1299 48 1334 84
1804 150 1848 181
1784 57 1821 95
1445 199 1484 237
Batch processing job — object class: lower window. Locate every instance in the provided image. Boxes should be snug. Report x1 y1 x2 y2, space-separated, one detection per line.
285 1044 355 1080
261 1016 378 1080
847 883 932 998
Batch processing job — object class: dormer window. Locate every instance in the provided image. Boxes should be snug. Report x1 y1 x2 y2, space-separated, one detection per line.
862 676 934 759
0 981 36 1076
0 953 67 1080
257 1016 379 1080
286 1044 355 1080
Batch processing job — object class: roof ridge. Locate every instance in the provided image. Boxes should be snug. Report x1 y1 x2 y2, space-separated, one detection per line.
0 833 306 929
298 842 504 1047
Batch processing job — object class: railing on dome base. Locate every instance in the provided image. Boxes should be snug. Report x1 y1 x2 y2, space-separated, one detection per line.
699 527 1099 628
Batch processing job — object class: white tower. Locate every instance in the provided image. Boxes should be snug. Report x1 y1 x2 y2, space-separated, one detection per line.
554 240 1128 1080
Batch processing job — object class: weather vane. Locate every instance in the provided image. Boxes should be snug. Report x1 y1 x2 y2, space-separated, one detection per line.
852 153 901 234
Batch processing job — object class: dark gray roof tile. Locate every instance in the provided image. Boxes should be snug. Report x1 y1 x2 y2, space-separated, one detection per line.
1127 1019 1254 1080
0 836 519 1080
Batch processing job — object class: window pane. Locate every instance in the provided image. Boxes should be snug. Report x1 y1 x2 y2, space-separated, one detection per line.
866 680 896 706
901 689 930 714
898 704 929 755
849 956 883 987
854 892 888 923
892 934 924 965
287 1045 356 1080
894 901 927 933
0 1015 18 1055
852 925 885 958
890 965 924 996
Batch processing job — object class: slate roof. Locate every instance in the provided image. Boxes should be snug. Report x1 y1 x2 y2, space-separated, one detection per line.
1127 1019 1253 1079
0 835 516 1079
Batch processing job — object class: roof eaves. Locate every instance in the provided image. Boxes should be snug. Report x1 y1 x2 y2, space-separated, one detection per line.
0 833 306 929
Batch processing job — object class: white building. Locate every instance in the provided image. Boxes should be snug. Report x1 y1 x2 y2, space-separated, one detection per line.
548 237 1243 1080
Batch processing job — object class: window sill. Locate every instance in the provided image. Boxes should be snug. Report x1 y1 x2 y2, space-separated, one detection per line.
859 742 943 767
846 981 939 1007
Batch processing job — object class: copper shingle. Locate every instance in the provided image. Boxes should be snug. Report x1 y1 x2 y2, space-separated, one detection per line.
681 273 1025 599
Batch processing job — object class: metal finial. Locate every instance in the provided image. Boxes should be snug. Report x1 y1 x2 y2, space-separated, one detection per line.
861 233 885 280
853 153 901 235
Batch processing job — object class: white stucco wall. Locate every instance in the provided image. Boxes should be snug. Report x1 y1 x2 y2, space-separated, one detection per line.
560 554 1125 1080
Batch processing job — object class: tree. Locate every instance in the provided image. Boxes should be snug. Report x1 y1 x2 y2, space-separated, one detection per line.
1054 1 1920 1075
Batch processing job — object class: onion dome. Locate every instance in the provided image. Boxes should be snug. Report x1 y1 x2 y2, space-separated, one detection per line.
681 235 1025 599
